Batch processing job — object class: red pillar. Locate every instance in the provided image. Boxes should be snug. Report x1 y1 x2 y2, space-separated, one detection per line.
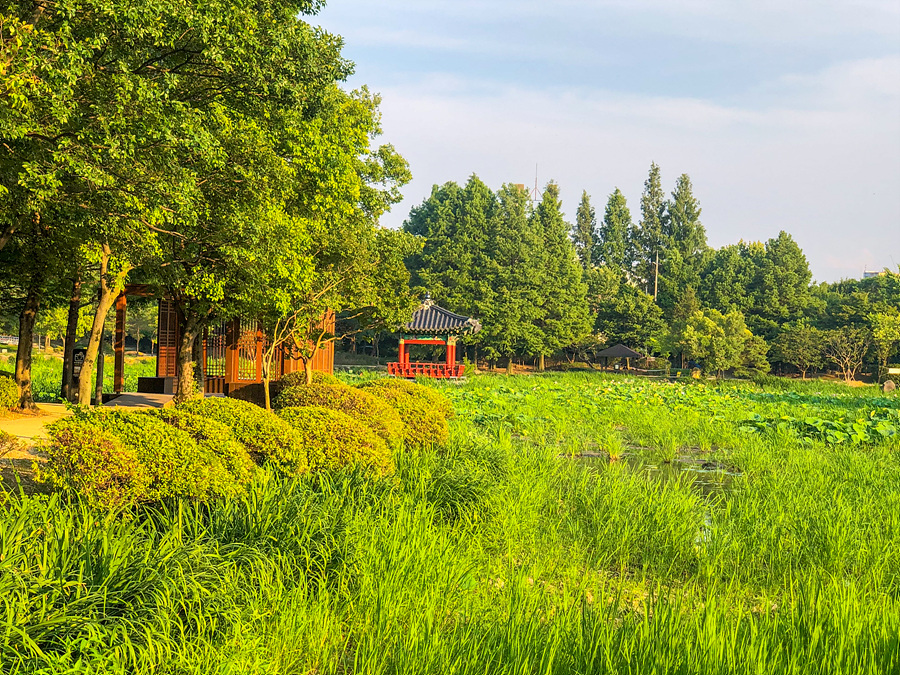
398 339 406 367
114 293 126 394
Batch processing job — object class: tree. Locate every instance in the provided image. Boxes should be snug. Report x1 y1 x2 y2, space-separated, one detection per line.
681 308 768 377
593 275 666 354
596 188 632 272
868 312 900 381
700 233 812 342
772 322 824 378
658 174 708 313
632 162 667 298
572 190 596 270
404 176 496 326
824 327 871 383
529 182 592 369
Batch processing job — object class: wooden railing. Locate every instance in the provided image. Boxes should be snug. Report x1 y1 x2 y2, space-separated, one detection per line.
388 362 464 379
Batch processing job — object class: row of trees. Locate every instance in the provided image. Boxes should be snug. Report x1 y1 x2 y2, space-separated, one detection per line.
0 0 416 410
404 167 900 380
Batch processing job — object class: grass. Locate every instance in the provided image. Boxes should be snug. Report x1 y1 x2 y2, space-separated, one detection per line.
1 372 898 673
0 352 157 402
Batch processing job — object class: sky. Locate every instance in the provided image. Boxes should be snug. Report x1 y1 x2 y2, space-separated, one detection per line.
312 1 900 283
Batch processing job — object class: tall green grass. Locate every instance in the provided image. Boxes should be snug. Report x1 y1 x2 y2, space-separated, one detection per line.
1 372 899 673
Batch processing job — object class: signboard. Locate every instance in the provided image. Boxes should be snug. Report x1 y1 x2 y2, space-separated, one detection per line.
72 348 87 381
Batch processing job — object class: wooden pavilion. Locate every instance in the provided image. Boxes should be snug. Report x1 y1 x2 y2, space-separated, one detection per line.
388 298 481 379
113 285 333 396
595 344 642 370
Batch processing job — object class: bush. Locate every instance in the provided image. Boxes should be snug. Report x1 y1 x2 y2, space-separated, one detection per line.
40 419 148 507
360 378 455 420
273 383 404 447
0 372 17 410
359 384 449 451
152 408 257 488
61 410 241 501
277 406 393 475
178 396 309 476
280 371 341 387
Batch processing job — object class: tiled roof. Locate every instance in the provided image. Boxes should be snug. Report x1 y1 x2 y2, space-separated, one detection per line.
403 299 482 335
595 344 642 358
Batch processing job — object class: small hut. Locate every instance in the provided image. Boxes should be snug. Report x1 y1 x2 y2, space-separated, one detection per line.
388 298 481 379
595 344 642 370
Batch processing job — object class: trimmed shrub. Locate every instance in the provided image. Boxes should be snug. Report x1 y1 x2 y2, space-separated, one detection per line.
152 408 257 488
280 371 341 387
277 406 394 475
360 378 455 419
71 410 237 501
178 396 309 476
273 383 404 447
0 372 17 410
40 419 149 507
359 385 449 450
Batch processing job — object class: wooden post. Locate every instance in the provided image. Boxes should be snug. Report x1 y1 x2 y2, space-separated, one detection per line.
224 319 238 392
114 293 126 394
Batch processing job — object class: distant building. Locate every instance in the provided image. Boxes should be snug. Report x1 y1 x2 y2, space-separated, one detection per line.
863 270 885 279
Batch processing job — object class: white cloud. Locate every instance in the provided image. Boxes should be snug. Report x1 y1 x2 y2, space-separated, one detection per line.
371 58 900 282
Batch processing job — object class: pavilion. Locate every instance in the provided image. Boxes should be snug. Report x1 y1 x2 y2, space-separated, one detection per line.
112 285 333 396
595 344 642 370
388 298 481 379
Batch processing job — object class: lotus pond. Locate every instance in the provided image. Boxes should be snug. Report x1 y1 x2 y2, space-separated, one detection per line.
2 372 898 673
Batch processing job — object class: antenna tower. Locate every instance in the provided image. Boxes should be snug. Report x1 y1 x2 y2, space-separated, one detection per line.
529 164 539 203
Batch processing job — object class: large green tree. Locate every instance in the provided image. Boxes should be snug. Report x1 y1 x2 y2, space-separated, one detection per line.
631 162 667 298
657 174 708 313
529 182 591 369
572 190 596 270
596 188 632 272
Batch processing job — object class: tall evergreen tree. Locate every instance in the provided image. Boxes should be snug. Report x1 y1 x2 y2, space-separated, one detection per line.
530 182 591 369
596 188 632 272
658 173 709 312
403 175 496 323
481 184 544 368
632 162 667 298
572 191 597 270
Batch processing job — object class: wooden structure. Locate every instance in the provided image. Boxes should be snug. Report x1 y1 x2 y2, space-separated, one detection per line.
595 344 642 370
113 285 333 395
388 298 481 379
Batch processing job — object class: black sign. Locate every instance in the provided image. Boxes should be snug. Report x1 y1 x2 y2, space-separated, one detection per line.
72 348 87 380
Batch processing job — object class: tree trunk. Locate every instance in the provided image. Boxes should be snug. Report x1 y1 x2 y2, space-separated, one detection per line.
191 330 205 395
175 324 201 402
61 275 82 402
78 246 130 405
0 221 17 252
506 356 514 375
538 354 545 371
14 286 40 411
94 330 105 404
304 357 314 386
44 334 51 352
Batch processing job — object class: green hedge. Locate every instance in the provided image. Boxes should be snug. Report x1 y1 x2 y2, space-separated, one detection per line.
42 410 238 504
358 383 449 451
0 372 17 410
360 378 455 420
280 371 341 387
152 408 257 488
178 397 309 476
39 421 147 507
277 406 393 475
273 383 405 447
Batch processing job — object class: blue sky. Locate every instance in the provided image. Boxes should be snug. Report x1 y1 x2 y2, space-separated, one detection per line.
313 1 900 282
